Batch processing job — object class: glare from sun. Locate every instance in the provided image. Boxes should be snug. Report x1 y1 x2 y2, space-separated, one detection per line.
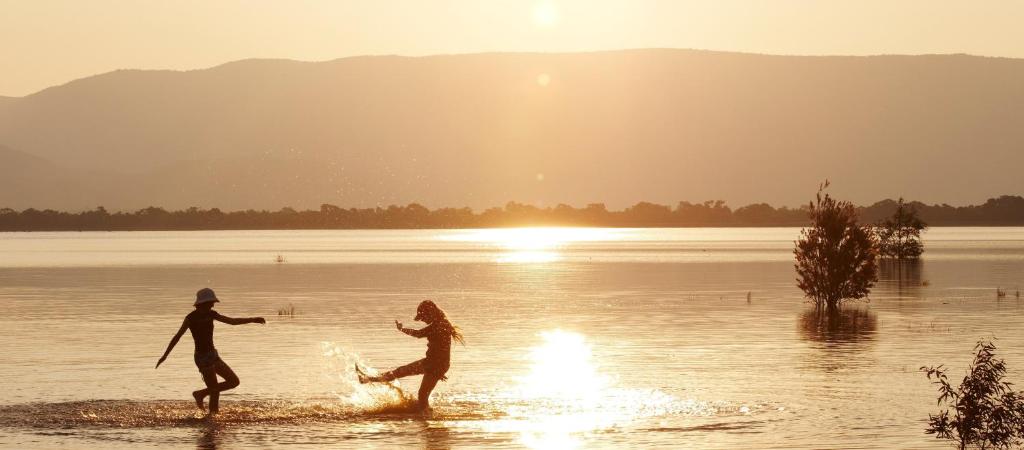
456 329 685 450
448 227 614 250
442 227 618 263
497 251 559 263
519 330 609 400
532 2 560 27
536 73 551 87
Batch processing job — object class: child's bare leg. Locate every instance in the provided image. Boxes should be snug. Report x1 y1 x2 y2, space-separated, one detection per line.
206 363 240 415
358 360 425 384
194 367 219 412
417 373 442 411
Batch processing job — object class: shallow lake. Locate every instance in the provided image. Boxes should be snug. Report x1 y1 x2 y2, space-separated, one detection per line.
0 227 1022 449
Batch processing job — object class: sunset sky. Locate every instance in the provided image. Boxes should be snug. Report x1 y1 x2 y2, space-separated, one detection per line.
3 0 1024 96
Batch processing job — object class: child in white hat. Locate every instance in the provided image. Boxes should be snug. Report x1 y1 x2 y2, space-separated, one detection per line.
156 288 265 415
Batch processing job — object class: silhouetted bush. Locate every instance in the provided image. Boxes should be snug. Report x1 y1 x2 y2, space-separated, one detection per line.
876 197 927 260
794 182 878 310
922 341 1024 450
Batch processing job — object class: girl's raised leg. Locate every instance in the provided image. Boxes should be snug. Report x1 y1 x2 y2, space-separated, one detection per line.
358 359 425 383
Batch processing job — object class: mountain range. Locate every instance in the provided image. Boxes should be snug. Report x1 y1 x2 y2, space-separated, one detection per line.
1 49 1021 211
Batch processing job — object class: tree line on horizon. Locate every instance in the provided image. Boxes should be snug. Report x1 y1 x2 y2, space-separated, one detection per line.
0 195 1022 231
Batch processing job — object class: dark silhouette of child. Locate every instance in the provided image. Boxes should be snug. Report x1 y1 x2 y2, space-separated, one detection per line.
156 288 265 415
357 300 464 411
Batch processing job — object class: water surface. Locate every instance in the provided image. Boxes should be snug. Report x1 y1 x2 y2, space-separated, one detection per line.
0 227 1022 449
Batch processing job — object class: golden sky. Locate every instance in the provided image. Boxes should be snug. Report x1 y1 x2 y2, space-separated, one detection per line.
2 0 1023 96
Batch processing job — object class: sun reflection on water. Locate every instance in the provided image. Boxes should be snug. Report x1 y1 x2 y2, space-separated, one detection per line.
496 251 560 263
517 330 610 400
444 227 618 263
315 321 716 448
465 330 682 449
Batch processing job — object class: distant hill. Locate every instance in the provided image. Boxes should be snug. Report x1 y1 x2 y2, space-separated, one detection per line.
1 49 1022 211
0 145 111 210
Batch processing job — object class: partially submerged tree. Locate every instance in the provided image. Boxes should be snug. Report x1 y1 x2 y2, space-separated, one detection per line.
876 197 928 260
794 182 879 310
922 341 1024 450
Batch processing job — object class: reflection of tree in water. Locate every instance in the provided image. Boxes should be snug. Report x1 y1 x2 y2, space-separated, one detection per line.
798 307 878 343
878 259 924 298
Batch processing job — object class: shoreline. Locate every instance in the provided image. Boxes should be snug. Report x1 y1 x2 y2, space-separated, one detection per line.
3 224 1024 233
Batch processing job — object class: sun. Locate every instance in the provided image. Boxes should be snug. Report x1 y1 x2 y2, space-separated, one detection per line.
532 2 560 27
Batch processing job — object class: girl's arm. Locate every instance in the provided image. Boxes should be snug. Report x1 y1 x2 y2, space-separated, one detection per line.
213 312 266 325
395 320 431 338
156 318 189 368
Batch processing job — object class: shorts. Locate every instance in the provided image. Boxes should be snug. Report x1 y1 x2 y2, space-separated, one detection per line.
194 349 226 372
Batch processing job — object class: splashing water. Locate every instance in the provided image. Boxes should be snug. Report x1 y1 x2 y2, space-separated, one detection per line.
319 342 418 414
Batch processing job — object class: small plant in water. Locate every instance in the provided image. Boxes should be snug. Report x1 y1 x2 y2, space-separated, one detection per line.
277 304 297 317
996 287 1007 299
275 254 286 263
921 341 1024 450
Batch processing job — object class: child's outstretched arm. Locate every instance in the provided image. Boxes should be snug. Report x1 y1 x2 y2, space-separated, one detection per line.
214 311 266 325
156 318 188 368
395 320 431 338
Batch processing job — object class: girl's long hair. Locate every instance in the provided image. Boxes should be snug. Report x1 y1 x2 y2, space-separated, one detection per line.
420 300 465 345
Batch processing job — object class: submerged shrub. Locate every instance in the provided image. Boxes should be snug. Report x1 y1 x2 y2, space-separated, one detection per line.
922 341 1024 450
794 182 878 310
876 197 927 260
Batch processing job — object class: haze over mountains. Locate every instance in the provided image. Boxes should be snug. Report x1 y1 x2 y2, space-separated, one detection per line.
1 49 1021 211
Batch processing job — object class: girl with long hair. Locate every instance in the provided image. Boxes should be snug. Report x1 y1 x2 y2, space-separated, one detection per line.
357 300 464 411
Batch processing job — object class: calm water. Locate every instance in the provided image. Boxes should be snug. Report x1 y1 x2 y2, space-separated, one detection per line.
1 227 1023 449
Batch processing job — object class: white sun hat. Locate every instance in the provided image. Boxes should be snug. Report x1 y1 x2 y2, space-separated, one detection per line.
194 288 220 306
